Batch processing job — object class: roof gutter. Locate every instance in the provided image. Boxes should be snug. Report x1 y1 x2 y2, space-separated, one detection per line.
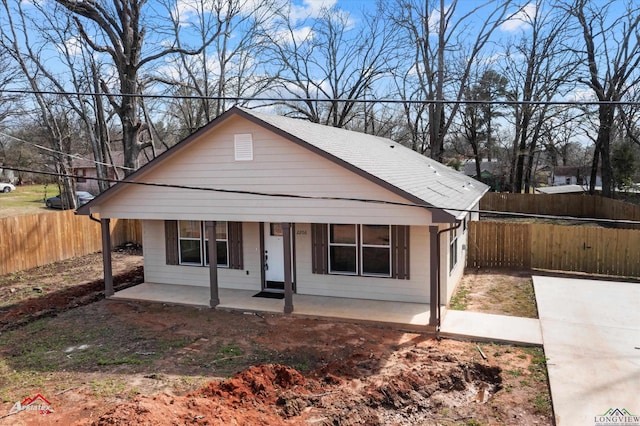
88 212 101 224
435 220 462 339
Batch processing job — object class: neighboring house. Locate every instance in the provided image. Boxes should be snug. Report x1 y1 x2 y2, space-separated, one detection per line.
536 184 590 194
463 159 508 191
549 165 601 187
77 107 488 328
72 150 156 194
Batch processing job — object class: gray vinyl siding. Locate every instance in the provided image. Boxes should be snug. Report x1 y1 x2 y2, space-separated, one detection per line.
142 220 261 291
93 116 432 225
294 223 431 303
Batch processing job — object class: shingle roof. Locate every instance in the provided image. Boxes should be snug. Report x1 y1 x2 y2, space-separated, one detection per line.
238 107 488 219
78 107 488 220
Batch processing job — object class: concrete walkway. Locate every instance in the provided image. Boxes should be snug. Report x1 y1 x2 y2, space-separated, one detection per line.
113 283 544 343
533 276 640 426
440 310 543 345
112 283 433 330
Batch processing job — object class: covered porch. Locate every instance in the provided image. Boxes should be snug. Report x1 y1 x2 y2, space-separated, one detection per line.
111 282 436 331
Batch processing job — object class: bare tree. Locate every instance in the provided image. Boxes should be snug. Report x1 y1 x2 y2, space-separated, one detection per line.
262 3 397 128
501 1 577 193
563 0 640 197
0 0 79 206
55 0 221 174
157 0 276 135
389 0 514 162
458 68 508 180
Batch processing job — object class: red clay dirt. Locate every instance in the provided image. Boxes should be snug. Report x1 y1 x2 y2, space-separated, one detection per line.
0 252 552 426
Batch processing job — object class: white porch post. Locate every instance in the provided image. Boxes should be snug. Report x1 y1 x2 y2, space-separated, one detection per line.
206 221 220 307
429 226 439 327
282 222 293 313
101 218 114 297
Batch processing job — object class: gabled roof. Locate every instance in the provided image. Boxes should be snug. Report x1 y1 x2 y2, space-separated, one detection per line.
78 107 488 220
236 108 488 219
463 160 504 177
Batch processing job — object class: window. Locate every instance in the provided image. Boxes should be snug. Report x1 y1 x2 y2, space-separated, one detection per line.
329 224 357 274
76 169 87 183
328 224 391 277
361 225 391 276
312 224 408 279
179 221 203 265
449 227 458 273
178 221 228 267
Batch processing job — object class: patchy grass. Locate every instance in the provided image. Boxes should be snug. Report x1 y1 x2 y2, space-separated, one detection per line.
0 184 59 217
450 270 539 318
449 282 470 310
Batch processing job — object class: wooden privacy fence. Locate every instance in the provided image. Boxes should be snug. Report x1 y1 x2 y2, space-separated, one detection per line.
0 211 142 276
481 193 640 228
467 221 640 277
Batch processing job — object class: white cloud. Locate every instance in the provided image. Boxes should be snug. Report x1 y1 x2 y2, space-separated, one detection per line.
564 88 595 103
287 0 338 23
297 0 337 16
500 3 536 32
275 26 314 44
56 35 83 57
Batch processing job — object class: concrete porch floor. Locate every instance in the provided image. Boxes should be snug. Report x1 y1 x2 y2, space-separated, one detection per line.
112 282 434 330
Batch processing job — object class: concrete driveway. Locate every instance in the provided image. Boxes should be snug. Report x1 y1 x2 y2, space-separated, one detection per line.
532 276 640 426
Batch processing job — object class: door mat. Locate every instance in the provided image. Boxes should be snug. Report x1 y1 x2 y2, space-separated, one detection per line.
252 291 285 299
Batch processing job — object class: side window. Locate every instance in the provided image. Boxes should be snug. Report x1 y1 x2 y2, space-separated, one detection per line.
314 224 409 279
178 221 229 267
329 224 357 274
215 222 229 267
449 227 458 272
179 221 203 265
361 225 391 277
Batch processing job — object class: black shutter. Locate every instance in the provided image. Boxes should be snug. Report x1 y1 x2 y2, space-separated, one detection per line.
165 220 179 265
392 225 410 279
311 223 328 274
228 222 244 270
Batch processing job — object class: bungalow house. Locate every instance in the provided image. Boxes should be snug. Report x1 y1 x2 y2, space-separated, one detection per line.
72 149 157 194
462 159 508 191
548 165 601 187
77 107 488 329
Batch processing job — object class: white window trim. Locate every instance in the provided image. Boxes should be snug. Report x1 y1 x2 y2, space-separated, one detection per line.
360 225 392 278
449 227 458 273
207 222 229 267
327 224 392 277
178 221 229 267
178 221 203 266
328 224 358 275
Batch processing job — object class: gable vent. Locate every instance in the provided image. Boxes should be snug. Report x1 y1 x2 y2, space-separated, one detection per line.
234 134 253 161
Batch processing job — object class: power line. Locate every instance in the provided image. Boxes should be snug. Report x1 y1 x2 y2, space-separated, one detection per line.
3 165 640 226
0 132 136 172
1 88 639 106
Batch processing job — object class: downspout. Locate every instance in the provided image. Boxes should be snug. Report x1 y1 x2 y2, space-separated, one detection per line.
89 213 101 224
435 220 461 339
